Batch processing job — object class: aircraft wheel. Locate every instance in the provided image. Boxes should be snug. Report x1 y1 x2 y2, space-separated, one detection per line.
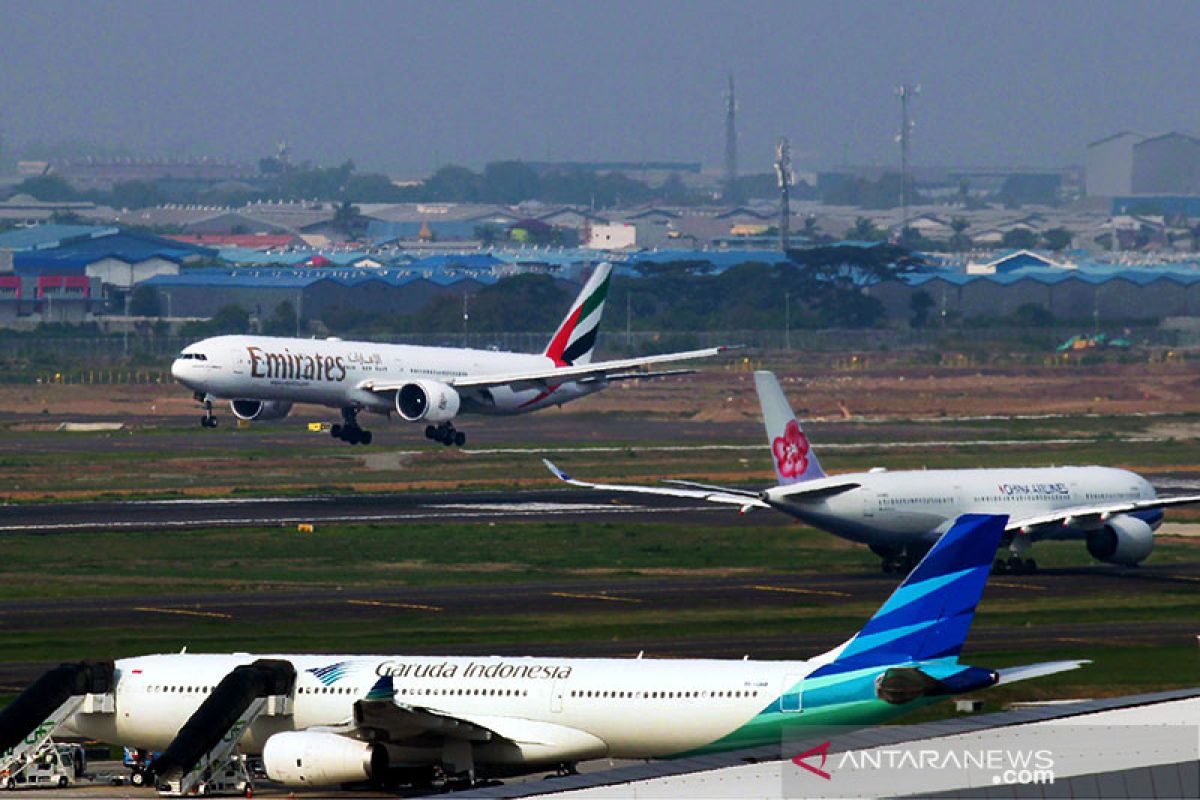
361 430 373 445
1024 558 1037 573
425 425 437 440
454 431 466 447
992 558 1008 575
1007 556 1026 574
331 424 343 439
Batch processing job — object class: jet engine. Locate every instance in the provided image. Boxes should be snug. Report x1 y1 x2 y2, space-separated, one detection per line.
230 399 294 421
262 731 386 786
396 380 461 422
1086 514 1154 566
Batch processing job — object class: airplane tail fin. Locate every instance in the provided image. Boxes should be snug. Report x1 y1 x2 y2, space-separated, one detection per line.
754 370 825 484
817 514 1005 678
793 514 1088 712
544 262 613 366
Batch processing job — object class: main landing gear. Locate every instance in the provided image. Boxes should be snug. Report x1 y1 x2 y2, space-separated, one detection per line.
197 393 218 428
992 536 1037 574
331 407 373 445
425 422 466 447
873 544 925 575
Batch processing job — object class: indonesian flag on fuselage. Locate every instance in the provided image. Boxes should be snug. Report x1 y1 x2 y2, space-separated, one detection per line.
543 262 613 366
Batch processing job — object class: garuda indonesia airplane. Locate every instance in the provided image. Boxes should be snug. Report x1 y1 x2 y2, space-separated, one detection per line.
59 515 1082 789
170 263 728 446
548 370 1200 574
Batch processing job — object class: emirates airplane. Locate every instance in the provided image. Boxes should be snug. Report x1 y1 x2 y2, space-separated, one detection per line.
60 515 1082 790
548 371 1200 574
170 263 727 446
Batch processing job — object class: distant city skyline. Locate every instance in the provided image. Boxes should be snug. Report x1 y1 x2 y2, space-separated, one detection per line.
2 1 1199 176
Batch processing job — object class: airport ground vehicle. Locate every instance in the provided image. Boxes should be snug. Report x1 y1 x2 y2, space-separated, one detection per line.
0 742 84 790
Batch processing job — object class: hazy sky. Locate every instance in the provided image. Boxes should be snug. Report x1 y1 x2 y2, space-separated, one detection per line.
2 1 1198 175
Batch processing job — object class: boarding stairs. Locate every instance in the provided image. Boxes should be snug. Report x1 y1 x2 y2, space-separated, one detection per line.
153 659 295 797
0 661 114 787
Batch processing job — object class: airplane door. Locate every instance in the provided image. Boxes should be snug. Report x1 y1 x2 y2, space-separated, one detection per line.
862 488 875 518
780 673 805 713
550 680 564 713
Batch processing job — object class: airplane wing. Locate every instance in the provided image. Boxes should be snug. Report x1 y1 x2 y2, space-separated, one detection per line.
351 693 607 762
355 697 497 743
543 459 770 509
1008 494 1200 533
995 659 1090 685
361 346 733 394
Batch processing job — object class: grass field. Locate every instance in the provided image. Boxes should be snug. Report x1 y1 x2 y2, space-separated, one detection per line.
1 520 1197 710
1 381 1198 721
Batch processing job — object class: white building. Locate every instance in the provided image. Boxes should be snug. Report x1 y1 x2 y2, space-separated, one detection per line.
586 223 637 250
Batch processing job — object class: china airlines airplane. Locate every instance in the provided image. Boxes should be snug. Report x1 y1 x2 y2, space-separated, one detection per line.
548 371 1200 574
170 263 728 446
58 515 1082 790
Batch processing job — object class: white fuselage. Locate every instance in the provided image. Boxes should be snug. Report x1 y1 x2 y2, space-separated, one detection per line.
767 465 1158 548
170 335 599 417
64 652 820 765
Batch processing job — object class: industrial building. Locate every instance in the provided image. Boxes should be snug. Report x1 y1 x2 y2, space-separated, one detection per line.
1086 130 1200 197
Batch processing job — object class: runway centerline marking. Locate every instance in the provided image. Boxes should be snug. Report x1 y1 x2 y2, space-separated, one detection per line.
748 584 851 598
549 591 642 604
348 599 443 612
133 606 231 620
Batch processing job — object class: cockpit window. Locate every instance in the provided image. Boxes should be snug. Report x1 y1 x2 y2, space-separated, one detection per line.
178 353 208 361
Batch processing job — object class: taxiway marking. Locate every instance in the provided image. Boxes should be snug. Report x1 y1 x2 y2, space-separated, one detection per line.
747 584 851 598
987 581 1047 591
549 591 642 604
133 606 231 620
347 599 443 612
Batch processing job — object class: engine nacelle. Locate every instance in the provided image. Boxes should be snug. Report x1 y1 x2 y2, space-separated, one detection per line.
1086 514 1154 566
262 731 386 786
230 399 293 421
395 380 460 422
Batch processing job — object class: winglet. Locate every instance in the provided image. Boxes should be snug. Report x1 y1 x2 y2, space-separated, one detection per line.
543 458 572 483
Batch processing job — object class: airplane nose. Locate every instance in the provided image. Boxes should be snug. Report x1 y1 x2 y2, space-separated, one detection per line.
170 358 186 381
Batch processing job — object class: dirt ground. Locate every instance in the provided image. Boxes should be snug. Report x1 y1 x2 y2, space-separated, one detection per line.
2 357 1198 423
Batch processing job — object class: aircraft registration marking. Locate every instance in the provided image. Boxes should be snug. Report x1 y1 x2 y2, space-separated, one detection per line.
133 606 231 619
549 591 642 604
347 599 443 612
748 584 850 598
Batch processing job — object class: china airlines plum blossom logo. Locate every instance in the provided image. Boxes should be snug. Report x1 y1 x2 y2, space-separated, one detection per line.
773 420 811 479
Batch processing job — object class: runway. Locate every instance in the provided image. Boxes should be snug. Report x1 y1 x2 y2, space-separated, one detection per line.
0 489 777 535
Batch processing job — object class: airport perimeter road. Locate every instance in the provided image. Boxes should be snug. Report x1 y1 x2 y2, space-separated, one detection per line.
0 489 783 535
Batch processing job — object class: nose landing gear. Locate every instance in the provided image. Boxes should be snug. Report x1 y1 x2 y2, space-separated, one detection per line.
197 393 218 428
425 422 466 447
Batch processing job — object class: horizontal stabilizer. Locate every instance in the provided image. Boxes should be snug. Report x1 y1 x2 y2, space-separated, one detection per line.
995 660 1090 685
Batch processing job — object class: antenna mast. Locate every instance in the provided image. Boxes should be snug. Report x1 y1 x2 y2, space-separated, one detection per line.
775 137 794 251
896 84 919 240
723 74 740 203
